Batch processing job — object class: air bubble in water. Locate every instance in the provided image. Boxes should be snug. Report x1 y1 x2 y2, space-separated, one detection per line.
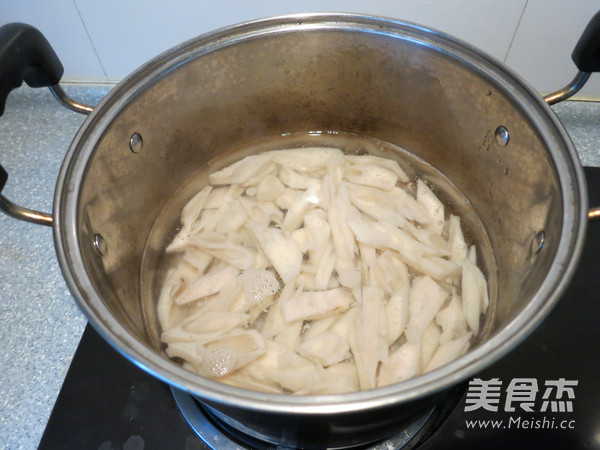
239 269 280 302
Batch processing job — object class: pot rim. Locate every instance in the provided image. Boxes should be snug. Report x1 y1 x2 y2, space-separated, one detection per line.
53 12 588 414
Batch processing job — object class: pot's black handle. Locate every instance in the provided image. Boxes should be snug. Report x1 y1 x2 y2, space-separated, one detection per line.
572 11 600 72
0 164 7 193
545 11 600 104
0 23 61 226
571 12 600 222
0 22 64 117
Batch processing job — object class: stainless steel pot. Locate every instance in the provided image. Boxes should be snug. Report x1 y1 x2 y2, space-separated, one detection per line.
1 13 599 449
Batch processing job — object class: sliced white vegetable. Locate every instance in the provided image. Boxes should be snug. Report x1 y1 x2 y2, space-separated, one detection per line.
371 250 409 294
377 342 420 387
219 370 282 394
425 332 472 372
329 306 359 345
461 259 489 335
343 164 398 191
263 352 321 393
180 186 213 227
189 232 255 270
386 292 409 345
162 325 214 344
275 188 303 210
325 158 344 199
274 319 303 350
304 210 331 265
184 311 250 335
420 322 442 370
348 217 459 280
335 257 362 289
256 173 285 202
245 291 277 326
314 242 336 291
204 184 245 209
401 219 450 257
297 331 350 367
215 340 285 393
208 154 273 185
283 287 353 322
239 197 283 228
347 185 412 229
290 227 313 253
243 162 278 187
388 187 431 224
278 166 321 190
194 329 266 377
261 282 296 338
213 278 247 313
176 265 240 305
269 147 344 173
405 276 448 343
179 289 237 323
166 341 204 367
167 186 213 251
348 217 438 257
235 339 286 386
359 243 377 269
159 148 491 393
324 362 360 393
188 208 218 234
447 215 468 263
238 269 280 303
436 289 469 344
328 187 357 262
157 263 198 330
417 179 445 234
282 187 321 232
182 248 213 274
346 155 410 182
241 341 347 395
295 271 319 291
417 255 461 281
301 316 337 342
248 223 302 283
350 286 385 390
214 199 249 233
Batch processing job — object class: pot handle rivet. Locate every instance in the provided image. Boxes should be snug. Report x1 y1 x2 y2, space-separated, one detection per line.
130 132 143 154
494 126 509 147
93 233 107 256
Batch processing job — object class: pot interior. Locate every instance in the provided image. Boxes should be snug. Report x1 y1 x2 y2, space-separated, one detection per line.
58 15 584 407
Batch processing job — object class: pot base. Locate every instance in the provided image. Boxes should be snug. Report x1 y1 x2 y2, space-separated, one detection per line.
172 385 466 449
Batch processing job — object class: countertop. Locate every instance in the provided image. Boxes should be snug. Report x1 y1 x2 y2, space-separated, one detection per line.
0 85 599 450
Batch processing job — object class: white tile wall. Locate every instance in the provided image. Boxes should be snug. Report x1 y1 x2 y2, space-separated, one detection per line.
3 1 600 98
3 0 106 81
73 0 526 81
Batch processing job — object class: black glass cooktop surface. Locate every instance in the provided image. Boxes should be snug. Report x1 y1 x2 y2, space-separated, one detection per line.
39 167 600 450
